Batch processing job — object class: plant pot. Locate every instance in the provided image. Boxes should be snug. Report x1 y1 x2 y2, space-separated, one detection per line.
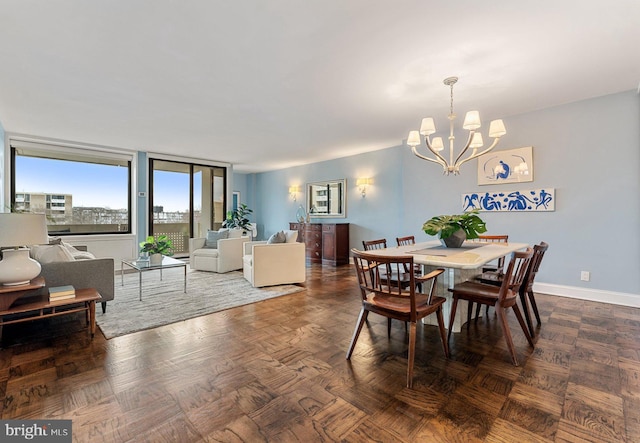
441 229 466 248
149 253 163 265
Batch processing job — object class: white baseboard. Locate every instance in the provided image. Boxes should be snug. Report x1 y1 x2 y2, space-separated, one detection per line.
534 282 640 308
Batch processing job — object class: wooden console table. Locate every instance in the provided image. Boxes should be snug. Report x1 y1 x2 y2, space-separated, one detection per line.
290 222 350 265
0 277 101 341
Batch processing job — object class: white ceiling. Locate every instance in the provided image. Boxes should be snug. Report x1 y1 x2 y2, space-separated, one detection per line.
1 1 638 173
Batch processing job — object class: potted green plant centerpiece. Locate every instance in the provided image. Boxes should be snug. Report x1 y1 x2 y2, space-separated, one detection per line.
222 203 254 237
139 235 174 265
422 209 487 248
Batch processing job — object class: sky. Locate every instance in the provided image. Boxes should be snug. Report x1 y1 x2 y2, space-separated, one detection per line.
15 157 210 212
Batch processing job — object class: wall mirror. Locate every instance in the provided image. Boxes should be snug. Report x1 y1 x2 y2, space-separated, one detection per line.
307 179 346 218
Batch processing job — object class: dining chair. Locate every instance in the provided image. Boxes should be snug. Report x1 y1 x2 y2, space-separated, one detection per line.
363 239 412 289
396 235 416 247
347 248 449 388
396 235 423 280
448 248 534 366
363 238 413 335
470 234 509 319
477 242 549 336
476 234 509 272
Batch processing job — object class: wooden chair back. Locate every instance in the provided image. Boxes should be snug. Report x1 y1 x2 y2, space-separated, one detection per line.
477 234 509 270
362 238 388 251
396 236 416 246
351 248 440 323
523 242 549 292
497 248 534 306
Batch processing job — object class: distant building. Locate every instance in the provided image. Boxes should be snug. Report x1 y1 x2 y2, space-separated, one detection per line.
15 192 73 221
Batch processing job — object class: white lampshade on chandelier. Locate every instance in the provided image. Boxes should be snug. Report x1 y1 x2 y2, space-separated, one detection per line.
0 213 48 286
407 77 506 175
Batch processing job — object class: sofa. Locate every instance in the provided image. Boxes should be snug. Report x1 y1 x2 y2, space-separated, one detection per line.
30 243 115 313
242 230 306 287
189 228 249 273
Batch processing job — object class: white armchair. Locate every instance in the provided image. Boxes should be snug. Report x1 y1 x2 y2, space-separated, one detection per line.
242 240 306 287
189 235 249 273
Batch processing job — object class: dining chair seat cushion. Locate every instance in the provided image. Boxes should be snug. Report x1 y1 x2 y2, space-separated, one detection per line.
365 292 446 315
449 281 509 302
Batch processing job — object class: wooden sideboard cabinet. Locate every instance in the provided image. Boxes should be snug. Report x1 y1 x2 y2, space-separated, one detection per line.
289 222 350 266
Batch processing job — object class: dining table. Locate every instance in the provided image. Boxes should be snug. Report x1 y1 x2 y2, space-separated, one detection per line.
371 239 529 332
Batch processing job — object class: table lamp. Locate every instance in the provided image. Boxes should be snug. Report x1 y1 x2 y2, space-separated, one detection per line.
0 213 49 286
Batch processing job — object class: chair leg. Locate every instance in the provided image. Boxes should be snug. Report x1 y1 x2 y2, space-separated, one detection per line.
447 296 459 343
346 309 368 359
387 318 392 338
519 288 535 337
528 289 542 325
496 306 519 366
466 301 473 330
474 302 480 323
435 306 449 358
512 304 535 348
407 321 417 388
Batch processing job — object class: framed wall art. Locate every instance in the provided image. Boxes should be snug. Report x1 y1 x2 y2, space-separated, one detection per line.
462 188 555 212
477 146 533 185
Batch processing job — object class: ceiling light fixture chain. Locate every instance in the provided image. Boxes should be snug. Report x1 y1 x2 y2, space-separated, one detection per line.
406 76 506 175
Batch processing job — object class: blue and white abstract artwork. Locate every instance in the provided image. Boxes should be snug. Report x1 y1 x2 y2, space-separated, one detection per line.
477 146 533 185
462 188 555 212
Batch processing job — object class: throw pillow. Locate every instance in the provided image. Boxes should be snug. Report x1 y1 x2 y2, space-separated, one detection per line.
48 236 63 245
29 244 76 263
267 231 286 244
204 229 229 249
283 230 298 243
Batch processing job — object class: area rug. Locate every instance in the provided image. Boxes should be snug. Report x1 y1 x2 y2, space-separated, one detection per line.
96 267 305 339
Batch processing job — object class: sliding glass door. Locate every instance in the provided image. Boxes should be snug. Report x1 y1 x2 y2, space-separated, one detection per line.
149 159 226 256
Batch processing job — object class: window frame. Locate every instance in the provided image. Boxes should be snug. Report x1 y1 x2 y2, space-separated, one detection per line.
10 138 133 236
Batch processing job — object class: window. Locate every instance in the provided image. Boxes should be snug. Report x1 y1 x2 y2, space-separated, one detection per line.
149 159 226 256
11 139 132 235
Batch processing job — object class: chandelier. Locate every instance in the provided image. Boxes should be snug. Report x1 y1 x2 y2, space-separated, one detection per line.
406 77 506 175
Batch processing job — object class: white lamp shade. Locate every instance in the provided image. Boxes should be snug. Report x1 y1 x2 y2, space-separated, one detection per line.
470 132 484 148
431 137 444 152
0 213 48 247
407 130 421 147
489 119 507 137
419 117 436 135
463 111 481 130
356 178 370 186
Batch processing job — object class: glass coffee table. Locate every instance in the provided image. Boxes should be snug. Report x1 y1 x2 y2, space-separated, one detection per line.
121 256 187 301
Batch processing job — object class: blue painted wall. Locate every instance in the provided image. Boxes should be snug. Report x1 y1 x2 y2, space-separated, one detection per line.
241 90 640 296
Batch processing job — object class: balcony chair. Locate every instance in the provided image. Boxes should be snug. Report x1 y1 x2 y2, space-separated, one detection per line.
448 248 534 366
347 248 448 388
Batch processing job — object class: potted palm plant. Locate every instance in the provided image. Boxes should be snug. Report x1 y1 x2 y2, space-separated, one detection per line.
422 209 487 248
139 235 174 265
222 203 254 236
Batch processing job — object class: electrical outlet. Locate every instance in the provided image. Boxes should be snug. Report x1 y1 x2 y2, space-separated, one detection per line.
581 271 590 282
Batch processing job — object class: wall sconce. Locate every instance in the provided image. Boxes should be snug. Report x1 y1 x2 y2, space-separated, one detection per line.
356 178 371 197
288 185 301 201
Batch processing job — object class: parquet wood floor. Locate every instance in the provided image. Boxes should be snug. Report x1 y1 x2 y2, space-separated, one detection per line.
1 263 639 442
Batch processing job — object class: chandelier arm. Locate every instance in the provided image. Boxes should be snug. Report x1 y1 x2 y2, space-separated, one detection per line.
456 138 502 168
452 131 475 166
424 137 449 166
411 146 447 169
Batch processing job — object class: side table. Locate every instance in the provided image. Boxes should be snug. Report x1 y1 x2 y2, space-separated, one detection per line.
0 277 101 342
